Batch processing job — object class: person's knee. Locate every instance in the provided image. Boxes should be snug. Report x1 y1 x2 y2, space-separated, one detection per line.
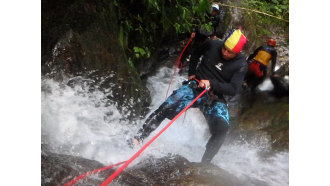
208 117 229 136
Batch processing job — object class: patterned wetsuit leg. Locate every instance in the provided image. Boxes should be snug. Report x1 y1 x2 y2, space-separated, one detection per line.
137 82 204 141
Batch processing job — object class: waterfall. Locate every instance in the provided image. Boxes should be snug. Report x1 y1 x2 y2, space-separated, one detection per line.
42 65 288 185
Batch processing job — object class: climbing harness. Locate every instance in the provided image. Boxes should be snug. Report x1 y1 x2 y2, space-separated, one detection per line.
63 88 209 186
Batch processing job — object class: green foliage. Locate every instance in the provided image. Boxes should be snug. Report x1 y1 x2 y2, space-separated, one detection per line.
110 0 212 63
118 26 124 47
133 46 150 59
200 22 212 33
239 0 289 45
128 57 135 69
242 0 289 22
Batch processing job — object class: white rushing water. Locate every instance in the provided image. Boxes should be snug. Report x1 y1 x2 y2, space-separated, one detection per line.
258 78 274 91
41 66 288 186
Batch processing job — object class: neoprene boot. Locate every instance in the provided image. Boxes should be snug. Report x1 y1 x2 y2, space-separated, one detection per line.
128 106 168 147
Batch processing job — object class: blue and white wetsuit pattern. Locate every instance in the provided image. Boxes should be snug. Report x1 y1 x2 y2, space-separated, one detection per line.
136 39 247 163
163 80 229 124
137 80 230 163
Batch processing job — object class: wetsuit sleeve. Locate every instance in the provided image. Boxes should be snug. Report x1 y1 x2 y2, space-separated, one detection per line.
247 46 262 61
188 41 210 76
271 50 277 74
209 65 248 96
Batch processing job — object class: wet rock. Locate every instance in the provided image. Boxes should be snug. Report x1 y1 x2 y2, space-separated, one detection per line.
229 92 289 151
42 151 268 186
270 76 289 98
42 0 151 121
119 155 268 186
42 150 112 186
169 47 176 56
42 30 85 79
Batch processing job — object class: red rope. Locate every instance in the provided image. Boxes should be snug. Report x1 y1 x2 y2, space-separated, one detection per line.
64 77 206 186
164 36 193 99
64 35 196 186
100 89 208 186
64 161 126 186
63 88 207 186
192 78 200 83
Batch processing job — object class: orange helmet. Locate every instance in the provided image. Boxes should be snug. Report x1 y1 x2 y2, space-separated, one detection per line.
267 38 276 47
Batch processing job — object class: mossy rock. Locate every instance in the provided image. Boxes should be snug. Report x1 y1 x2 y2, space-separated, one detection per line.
231 93 289 151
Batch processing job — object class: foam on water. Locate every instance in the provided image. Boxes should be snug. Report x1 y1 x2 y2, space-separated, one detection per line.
41 66 288 185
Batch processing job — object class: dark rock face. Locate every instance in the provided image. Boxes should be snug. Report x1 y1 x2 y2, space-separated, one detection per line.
118 155 268 186
270 76 289 98
42 151 267 186
42 0 151 121
42 150 111 186
228 92 289 151
42 0 98 65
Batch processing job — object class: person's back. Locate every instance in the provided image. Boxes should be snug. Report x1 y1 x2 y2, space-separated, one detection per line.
250 44 277 71
244 38 277 92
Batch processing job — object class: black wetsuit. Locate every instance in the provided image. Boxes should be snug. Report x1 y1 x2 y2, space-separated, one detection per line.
180 12 222 69
189 39 248 99
193 12 221 45
245 44 277 91
209 12 221 38
247 45 277 73
134 39 247 163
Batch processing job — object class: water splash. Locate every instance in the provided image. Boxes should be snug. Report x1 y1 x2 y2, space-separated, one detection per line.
41 78 136 164
41 66 288 185
258 78 274 91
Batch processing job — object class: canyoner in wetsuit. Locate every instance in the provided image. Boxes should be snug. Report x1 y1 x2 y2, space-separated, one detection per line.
244 38 278 92
195 4 222 41
129 29 247 163
180 4 222 70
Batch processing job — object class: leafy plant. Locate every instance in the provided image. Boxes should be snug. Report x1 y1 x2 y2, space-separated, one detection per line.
242 0 289 21
110 0 212 64
133 46 150 59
